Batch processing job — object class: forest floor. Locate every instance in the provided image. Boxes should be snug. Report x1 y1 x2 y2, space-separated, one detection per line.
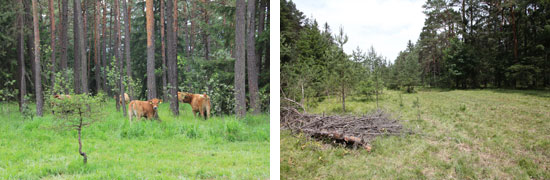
281 89 550 179
0 99 269 179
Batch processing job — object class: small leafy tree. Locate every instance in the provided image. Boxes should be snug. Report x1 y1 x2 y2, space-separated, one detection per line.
50 94 104 164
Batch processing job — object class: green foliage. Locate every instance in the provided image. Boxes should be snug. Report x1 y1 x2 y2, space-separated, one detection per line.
48 69 74 95
0 80 17 101
204 73 235 115
178 52 237 115
388 41 421 92
49 94 105 129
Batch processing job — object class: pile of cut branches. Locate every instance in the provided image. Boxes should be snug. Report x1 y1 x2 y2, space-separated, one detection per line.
281 107 407 150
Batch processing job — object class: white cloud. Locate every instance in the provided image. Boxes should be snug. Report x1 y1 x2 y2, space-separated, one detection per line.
293 0 426 62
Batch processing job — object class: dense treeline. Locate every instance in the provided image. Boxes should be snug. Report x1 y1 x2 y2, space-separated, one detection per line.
281 0 390 112
0 0 270 117
392 0 550 89
281 0 549 112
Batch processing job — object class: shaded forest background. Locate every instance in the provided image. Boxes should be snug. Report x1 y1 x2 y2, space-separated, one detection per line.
281 0 550 111
0 0 270 117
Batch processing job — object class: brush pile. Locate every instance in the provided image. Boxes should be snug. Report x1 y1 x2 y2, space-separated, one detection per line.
281 107 406 150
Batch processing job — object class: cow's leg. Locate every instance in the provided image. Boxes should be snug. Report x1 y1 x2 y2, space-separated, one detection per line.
206 104 210 119
199 107 205 120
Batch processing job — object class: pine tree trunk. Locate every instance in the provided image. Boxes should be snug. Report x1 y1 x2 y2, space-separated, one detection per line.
115 0 127 115
203 0 209 60
263 0 269 73
256 0 265 74
49 0 56 92
246 0 260 114
26 0 35 96
109 0 115 97
32 0 43 116
60 0 68 94
101 0 108 93
161 0 167 100
73 0 81 94
82 0 89 94
166 0 179 115
189 0 196 58
17 0 26 112
123 0 133 100
146 0 156 99
234 0 246 118
94 0 101 94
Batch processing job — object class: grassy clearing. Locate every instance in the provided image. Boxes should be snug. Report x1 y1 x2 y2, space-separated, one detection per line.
0 99 269 179
281 89 550 179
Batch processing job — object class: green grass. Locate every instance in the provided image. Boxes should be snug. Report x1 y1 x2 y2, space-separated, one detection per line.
0 99 269 179
281 89 550 179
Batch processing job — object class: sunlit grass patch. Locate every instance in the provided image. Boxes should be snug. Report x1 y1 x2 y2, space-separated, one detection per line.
0 99 269 179
282 89 550 179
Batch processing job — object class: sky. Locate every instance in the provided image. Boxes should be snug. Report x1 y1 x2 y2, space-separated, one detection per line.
292 0 426 62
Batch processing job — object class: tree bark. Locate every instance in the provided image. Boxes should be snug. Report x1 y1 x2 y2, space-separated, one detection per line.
25 0 35 96
189 0 196 58
94 0 101 94
263 0 269 73
49 0 56 92
235 0 246 118
60 0 68 94
73 0 81 94
182 1 189 57
32 0 43 116
166 0 179 115
246 0 260 114
122 0 133 100
101 0 108 93
77 0 88 94
82 0 89 93
161 0 167 100
202 0 209 60
114 0 127 115
256 0 265 73
146 0 156 99
17 0 26 112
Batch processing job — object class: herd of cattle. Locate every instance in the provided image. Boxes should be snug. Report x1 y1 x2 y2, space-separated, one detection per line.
53 92 211 122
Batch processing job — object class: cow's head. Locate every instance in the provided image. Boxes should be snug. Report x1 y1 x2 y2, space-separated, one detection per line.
149 98 162 110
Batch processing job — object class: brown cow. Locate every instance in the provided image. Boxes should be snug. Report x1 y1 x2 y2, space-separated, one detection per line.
54 94 72 100
114 93 130 106
127 98 162 123
51 94 72 114
178 92 211 119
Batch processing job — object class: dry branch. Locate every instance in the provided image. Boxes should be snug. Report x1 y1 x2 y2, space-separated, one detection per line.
281 107 408 150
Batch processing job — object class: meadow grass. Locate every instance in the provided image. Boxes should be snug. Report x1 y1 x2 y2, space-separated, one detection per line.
281 89 550 179
0 99 269 179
